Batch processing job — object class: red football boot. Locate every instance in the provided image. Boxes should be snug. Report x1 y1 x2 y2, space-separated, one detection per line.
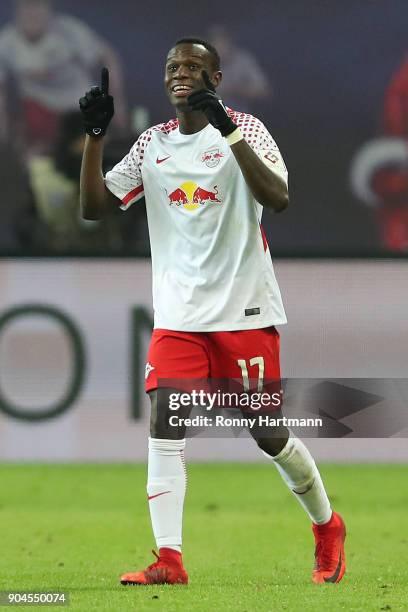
120 548 188 585
312 511 346 584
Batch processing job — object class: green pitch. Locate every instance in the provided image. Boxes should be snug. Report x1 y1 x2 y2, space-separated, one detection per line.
1 463 407 611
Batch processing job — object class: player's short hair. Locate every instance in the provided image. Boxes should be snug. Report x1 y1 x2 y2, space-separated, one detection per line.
174 37 221 71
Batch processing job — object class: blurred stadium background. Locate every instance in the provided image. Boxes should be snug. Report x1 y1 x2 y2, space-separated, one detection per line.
0 0 407 462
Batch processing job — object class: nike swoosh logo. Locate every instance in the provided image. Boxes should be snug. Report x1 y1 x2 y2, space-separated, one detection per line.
324 552 343 583
148 490 171 501
156 156 171 164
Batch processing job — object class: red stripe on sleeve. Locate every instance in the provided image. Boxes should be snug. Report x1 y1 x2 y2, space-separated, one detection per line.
122 184 144 205
259 223 269 252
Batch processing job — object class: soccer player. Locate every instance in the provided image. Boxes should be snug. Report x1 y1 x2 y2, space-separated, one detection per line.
79 38 346 585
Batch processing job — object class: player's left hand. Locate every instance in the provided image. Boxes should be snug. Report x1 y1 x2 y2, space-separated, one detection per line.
187 71 237 137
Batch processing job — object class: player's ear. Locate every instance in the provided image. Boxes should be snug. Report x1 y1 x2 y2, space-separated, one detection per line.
212 71 222 89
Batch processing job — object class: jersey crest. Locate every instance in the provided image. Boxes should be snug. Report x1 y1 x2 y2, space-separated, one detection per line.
201 147 225 168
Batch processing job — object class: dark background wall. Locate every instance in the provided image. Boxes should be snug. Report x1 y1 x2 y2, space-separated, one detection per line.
1 0 407 254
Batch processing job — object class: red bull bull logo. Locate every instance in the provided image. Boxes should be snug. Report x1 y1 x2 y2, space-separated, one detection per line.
201 148 225 167
166 181 221 211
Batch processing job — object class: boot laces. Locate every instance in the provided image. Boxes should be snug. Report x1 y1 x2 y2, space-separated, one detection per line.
145 550 169 583
146 550 164 570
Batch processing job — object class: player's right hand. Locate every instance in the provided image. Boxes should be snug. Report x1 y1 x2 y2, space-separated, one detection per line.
79 67 114 138
187 71 237 137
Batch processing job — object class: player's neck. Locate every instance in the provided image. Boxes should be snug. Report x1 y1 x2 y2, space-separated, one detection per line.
176 111 209 135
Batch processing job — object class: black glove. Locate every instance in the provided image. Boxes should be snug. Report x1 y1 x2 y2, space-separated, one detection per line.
79 67 114 137
187 71 237 137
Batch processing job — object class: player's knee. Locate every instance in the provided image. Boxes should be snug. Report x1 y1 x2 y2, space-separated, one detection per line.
252 416 290 456
149 411 162 438
149 390 167 438
150 414 181 439
149 389 186 440
255 434 289 457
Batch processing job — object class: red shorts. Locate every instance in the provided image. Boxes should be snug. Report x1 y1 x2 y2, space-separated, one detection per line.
145 326 280 393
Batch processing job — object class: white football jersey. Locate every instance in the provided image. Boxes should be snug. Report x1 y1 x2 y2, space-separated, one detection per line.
105 110 288 331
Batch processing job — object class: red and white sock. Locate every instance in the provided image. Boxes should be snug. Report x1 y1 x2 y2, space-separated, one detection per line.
147 437 187 552
264 436 332 525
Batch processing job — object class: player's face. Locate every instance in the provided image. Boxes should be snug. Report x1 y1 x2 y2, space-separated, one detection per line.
16 2 51 41
165 43 221 110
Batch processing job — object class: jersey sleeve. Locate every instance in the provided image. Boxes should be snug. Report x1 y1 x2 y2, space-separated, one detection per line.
105 131 150 210
233 112 288 185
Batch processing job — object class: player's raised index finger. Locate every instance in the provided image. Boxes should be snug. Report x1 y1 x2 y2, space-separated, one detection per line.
101 67 109 95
